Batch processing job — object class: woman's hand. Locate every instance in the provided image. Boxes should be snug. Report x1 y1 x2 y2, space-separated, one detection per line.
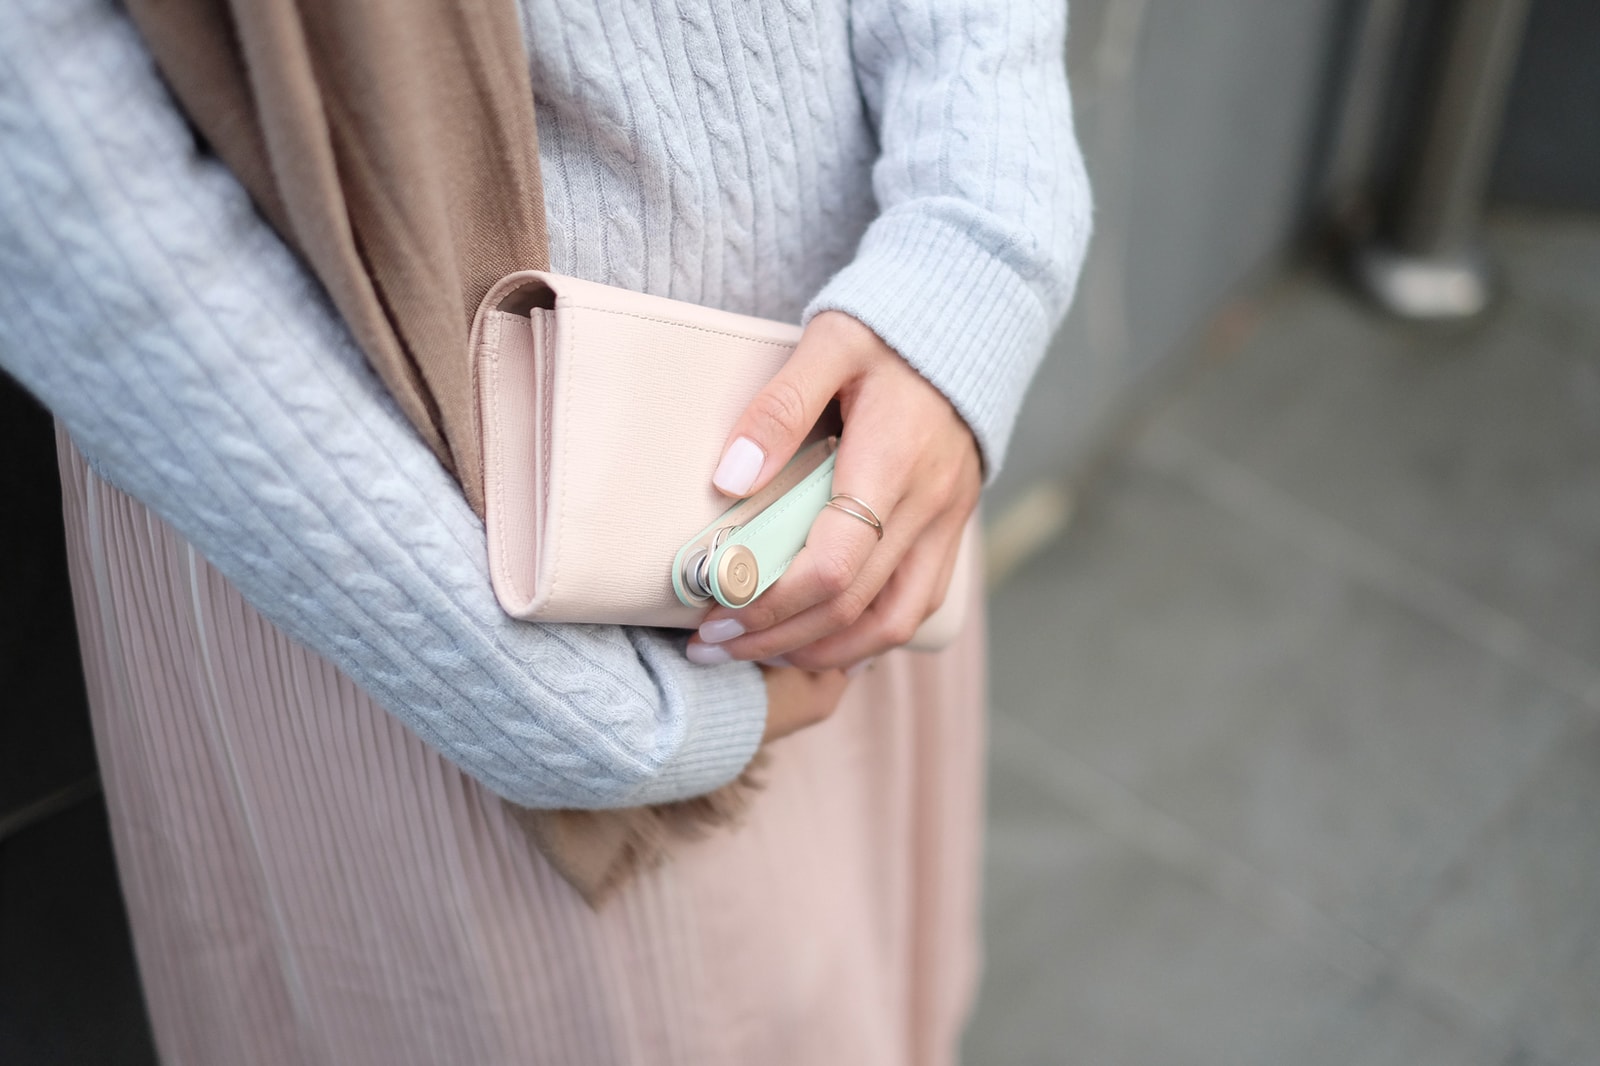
687 311 981 671
760 664 850 743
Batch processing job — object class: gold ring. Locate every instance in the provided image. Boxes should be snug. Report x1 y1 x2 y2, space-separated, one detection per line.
825 494 885 540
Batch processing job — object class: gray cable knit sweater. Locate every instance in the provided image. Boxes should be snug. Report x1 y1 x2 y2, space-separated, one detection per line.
0 0 1090 809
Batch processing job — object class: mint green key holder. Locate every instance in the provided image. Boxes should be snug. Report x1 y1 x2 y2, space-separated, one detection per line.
673 437 839 611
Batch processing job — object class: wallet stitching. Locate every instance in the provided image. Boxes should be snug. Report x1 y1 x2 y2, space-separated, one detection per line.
743 463 831 536
686 441 823 556
539 312 555 609
559 304 796 349
486 312 542 612
484 318 521 604
733 460 833 595
548 309 576 605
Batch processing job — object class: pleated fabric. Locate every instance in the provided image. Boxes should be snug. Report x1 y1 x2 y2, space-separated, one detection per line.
56 430 986 1066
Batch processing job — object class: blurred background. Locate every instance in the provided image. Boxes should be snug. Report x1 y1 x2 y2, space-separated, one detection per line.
3 0 1597 1062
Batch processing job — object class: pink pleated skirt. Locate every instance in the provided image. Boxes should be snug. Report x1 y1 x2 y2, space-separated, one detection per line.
55 431 987 1065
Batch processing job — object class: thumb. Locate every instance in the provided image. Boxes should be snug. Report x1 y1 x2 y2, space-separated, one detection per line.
712 336 852 498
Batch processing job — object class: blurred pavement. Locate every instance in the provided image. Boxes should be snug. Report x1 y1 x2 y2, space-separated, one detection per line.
965 212 1600 1066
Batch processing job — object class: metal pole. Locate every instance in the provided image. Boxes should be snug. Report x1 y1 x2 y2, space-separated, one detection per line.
1322 0 1411 233
1355 0 1533 318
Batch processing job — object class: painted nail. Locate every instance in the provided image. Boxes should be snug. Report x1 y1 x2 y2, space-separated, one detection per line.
699 618 746 644
686 641 733 666
712 436 765 496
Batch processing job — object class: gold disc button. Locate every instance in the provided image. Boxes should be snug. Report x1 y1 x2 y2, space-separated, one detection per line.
715 545 760 607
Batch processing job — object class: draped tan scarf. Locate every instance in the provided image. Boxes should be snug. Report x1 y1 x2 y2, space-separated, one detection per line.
126 0 762 905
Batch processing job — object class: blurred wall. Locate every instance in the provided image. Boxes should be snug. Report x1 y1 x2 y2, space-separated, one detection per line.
997 0 1351 504
1491 0 1600 211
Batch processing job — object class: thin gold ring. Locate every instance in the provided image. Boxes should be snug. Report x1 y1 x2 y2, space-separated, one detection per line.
825 494 885 540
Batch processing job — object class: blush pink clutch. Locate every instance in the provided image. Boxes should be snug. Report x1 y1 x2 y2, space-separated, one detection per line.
471 271 971 649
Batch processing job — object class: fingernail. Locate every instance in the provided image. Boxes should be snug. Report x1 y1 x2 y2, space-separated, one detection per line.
699 618 746 644
713 436 765 496
846 658 875 679
758 656 791 668
687 642 733 666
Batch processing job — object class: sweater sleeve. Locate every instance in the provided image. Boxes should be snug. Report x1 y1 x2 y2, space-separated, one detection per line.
806 0 1092 477
0 0 767 810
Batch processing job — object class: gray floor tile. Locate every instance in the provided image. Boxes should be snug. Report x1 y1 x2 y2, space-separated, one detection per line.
988 458 1578 944
1154 214 1600 672
1400 720 1600 1066
1248 973 1523 1066
966 725 1367 1066
971 214 1599 1065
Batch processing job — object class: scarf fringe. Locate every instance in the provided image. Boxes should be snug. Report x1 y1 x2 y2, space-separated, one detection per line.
509 749 771 907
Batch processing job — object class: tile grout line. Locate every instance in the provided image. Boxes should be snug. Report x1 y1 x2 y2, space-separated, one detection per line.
1378 710 1588 1061
992 712 1561 1055
1138 424 1600 1062
988 709 1391 983
1136 424 1600 715
990 620 1556 1060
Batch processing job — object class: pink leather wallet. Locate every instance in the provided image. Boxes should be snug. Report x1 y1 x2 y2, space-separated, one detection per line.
471 271 971 649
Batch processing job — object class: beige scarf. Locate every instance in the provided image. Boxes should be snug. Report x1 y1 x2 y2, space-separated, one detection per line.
127 0 762 905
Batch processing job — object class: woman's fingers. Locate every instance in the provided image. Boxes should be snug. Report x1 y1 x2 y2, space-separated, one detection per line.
759 664 850 744
686 309 984 669
698 382 917 637
689 507 913 663
708 504 888 635
783 504 969 670
718 379 975 654
692 492 958 665
712 319 857 498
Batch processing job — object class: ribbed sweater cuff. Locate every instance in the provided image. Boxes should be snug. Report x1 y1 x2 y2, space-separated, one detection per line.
621 652 768 805
803 208 1053 479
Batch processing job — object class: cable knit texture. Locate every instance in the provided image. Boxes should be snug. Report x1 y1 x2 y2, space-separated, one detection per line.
0 0 1090 809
